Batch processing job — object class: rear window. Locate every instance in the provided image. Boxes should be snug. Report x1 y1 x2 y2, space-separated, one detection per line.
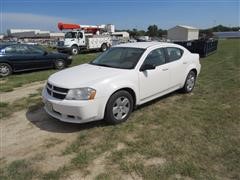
166 47 183 62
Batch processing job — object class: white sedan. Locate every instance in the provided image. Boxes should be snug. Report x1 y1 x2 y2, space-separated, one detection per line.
42 42 201 124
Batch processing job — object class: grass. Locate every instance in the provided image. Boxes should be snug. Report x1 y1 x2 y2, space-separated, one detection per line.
63 39 240 179
0 159 68 180
0 53 98 92
1 39 239 179
71 150 92 168
43 138 64 149
0 90 43 119
0 160 37 180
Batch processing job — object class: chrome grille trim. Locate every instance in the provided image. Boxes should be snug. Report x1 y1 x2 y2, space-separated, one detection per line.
46 82 69 99
46 88 68 95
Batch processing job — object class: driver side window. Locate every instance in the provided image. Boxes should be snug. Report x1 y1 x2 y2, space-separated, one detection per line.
143 48 166 66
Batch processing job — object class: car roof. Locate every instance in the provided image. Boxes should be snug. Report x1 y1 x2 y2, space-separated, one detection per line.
114 42 180 49
0 43 40 49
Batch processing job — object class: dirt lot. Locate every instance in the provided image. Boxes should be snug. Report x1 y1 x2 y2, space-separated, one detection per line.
0 40 239 179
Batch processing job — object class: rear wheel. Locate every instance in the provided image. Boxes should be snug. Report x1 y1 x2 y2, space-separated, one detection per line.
71 46 79 55
55 59 66 70
101 43 108 52
182 70 196 93
105 90 133 124
0 63 12 77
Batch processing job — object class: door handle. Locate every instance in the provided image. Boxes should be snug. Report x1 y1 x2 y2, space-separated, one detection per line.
162 68 168 71
183 62 187 64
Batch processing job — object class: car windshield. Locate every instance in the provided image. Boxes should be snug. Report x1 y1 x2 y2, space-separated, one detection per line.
90 47 145 69
65 32 77 38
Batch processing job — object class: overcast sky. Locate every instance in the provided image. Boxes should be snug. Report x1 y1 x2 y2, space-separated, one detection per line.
0 0 239 33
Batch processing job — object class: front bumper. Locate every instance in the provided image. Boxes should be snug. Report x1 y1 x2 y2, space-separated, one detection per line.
42 88 104 123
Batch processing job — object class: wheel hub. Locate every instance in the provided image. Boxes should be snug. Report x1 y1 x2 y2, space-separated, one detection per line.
186 74 195 91
112 97 130 120
0 66 9 74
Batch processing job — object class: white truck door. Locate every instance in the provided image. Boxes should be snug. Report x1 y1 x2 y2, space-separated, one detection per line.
139 48 170 101
77 31 86 46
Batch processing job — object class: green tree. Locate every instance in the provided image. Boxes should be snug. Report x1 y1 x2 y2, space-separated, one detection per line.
147 25 159 37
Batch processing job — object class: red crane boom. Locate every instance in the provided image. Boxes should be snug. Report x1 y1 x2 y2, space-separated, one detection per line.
58 22 101 34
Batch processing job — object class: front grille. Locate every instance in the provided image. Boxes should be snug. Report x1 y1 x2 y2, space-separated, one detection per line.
47 82 69 100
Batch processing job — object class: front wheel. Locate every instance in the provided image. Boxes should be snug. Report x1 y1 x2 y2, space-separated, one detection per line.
182 70 196 93
105 90 133 124
0 63 12 77
71 46 79 55
54 59 66 70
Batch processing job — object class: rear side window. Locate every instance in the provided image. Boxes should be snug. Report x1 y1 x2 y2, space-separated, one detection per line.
5 45 29 54
143 48 166 66
166 47 183 62
5 45 17 54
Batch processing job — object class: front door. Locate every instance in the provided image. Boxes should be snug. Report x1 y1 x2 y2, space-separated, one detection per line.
4 44 35 71
139 48 170 101
77 31 85 46
26 45 52 69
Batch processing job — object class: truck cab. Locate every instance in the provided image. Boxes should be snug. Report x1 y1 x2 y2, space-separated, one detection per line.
58 30 86 55
57 30 111 55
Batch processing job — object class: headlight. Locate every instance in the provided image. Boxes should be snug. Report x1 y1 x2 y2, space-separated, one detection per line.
65 88 96 100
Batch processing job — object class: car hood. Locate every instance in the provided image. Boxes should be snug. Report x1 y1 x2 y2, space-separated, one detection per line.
48 63 126 89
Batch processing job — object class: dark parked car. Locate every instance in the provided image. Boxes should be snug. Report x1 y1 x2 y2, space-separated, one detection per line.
0 43 72 77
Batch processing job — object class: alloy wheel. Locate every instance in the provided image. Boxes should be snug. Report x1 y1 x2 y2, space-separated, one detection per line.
112 96 130 120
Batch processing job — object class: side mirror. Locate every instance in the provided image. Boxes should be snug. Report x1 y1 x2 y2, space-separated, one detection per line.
140 64 156 71
43 51 48 55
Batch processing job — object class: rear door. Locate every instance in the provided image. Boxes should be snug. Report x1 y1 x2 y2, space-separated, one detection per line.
165 47 186 88
139 48 170 101
4 44 34 71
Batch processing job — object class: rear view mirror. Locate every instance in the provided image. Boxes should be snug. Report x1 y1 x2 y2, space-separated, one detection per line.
140 64 156 71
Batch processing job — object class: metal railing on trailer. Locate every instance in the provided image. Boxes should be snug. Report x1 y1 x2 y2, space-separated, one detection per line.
174 39 218 57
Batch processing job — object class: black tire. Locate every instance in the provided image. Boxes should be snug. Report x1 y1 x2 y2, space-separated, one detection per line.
54 59 66 70
101 43 108 52
0 63 12 77
71 45 79 55
105 90 133 124
182 70 196 93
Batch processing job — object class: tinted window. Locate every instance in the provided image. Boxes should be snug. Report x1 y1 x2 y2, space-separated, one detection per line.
27 45 44 54
78 32 83 38
144 48 166 66
65 32 77 38
5 45 17 54
166 47 183 62
5 45 29 54
90 47 145 69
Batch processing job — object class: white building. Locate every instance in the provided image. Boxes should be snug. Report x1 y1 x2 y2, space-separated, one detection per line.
111 31 129 38
50 32 65 39
167 25 199 41
7 29 50 36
